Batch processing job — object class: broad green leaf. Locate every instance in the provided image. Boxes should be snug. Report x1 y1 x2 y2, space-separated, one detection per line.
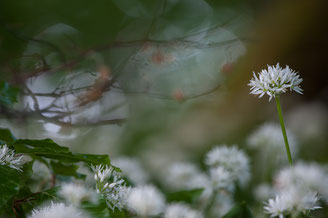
13 139 115 169
222 202 254 218
0 81 19 106
0 128 16 145
81 198 109 218
166 188 203 204
50 161 86 179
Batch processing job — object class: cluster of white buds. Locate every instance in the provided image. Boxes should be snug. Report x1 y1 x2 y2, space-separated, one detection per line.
91 164 130 211
248 63 303 101
0 144 24 172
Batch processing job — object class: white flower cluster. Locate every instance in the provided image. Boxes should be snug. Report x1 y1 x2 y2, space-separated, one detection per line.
264 188 321 218
164 203 203 218
91 164 130 211
247 122 298 160
264 162 328 217
58 183 98 206
29 202 89 218
127 185 165 217
0 144 24 171
205 145 250 188
248 63 303 101
275 162 328 202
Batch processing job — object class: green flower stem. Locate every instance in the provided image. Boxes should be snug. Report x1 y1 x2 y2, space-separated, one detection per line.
204 189 218 217
275 96 293 165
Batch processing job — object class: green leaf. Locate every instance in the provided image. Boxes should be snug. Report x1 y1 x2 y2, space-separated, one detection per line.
0 162 33 213
50 161 86 179
13 139 113 167
166 188 203 204
0 81 19 106
0 128 16 145
81 198 109 218
109 209 126 218
16 187 60 215
222 202 254 218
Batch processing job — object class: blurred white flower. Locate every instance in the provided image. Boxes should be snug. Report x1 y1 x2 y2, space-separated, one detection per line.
254 184 276 202
29 202 89 218
164 203 203 218
264 188 320 218
58 183 98 206
205 145 250 186
0 144 24 171
112 157 149 185
275 162 328 202
248 63 303 101
91 164 130 211
210 166 234 191
127 185 165 217
164 162 202 190
247 122 298 159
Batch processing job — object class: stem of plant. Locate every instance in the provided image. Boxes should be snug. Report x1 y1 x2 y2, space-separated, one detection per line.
275 96 293 165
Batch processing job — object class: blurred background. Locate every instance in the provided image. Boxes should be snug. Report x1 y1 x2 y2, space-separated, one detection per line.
0 0 327 216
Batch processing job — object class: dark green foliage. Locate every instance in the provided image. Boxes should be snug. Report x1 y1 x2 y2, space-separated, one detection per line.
166 188 203 204
0 162 33 214
222 202 254 218
0 81 19 106
0 128 16 145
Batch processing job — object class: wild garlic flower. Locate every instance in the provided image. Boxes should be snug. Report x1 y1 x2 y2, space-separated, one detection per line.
164 162 202 191
91 164 130 211
58 183 98 206
0 144 24 172
264 188 321 218
29 202 89 218
275 162 328 202
127 185 165 217
248 63 303 101
205 145 250 186
112 157 149 185
209 166 234 191
164 203 203 218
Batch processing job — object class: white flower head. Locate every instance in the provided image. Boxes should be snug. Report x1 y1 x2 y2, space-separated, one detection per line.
164 203 203 218
210 166 234 191
275 162 328 202
58 183 98 206
264 188 321 218
205 145 250 186
127 185 165 216
91 164 130 211
29 202 89 218
112 157 149 185
164 162 202 191
0 144 24 171
248 63 303 101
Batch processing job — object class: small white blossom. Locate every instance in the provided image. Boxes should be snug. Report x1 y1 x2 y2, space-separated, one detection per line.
127 185 165 217
164 203 203 218
164 162 202 191
0 144 24 171
112 157 149 185
29 202 89 218
264 188 321 218
91 164 130 211
209 166 234 191
275 162 328 202
58 183 98 206
205 145 250 186
248 63 303 101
